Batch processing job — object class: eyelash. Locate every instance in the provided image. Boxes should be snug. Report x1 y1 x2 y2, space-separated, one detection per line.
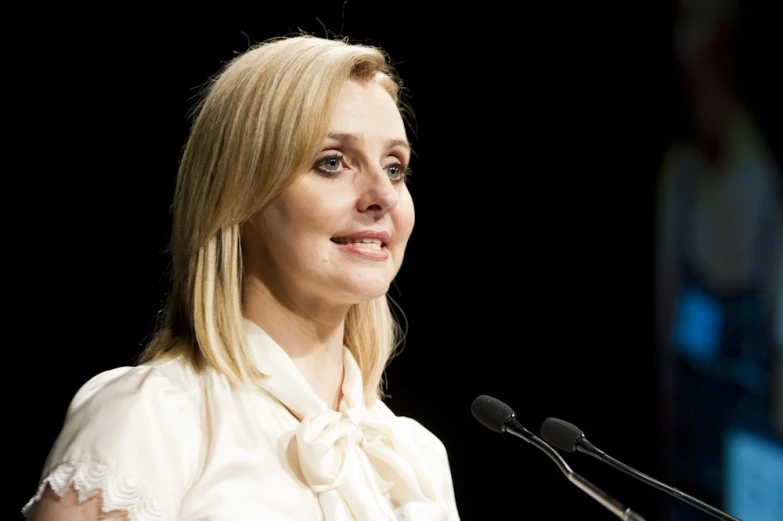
314 154 412 183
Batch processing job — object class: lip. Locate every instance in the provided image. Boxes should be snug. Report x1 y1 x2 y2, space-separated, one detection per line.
330 230 391 261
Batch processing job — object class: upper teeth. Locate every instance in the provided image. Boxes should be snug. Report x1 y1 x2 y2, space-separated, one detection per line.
336 238 382 245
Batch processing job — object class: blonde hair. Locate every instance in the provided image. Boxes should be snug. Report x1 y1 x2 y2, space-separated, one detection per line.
139 35 409 403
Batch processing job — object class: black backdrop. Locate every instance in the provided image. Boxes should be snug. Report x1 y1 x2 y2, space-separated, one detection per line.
12 1 781 520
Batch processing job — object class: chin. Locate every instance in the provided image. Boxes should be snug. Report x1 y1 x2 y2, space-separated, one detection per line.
336 276 393 304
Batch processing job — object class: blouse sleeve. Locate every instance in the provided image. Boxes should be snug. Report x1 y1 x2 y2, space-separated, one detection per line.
23 363 203 521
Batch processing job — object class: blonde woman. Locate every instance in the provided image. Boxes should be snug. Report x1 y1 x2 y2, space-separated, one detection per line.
25 35 459 521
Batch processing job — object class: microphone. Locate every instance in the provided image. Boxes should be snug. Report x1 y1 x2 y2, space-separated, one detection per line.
540 417 740 521
471 395 647 521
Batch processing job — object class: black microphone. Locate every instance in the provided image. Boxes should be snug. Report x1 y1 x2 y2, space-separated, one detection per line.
471 395 647 521
540 417 741 521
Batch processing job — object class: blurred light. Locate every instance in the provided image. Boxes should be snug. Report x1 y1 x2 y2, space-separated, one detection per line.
724 428 783 521
672 287 723 363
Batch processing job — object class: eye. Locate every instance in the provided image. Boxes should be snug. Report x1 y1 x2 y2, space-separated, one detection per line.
385 162 410 183
314 154 347 175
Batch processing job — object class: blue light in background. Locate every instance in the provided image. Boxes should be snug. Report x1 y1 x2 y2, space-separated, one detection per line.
724 428 783 521
672 287 723 363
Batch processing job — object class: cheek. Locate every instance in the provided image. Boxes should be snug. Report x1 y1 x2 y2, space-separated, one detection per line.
393 194 415 245
275 187 349 248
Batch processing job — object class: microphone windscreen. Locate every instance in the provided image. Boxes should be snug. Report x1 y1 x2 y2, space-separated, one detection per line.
471 395 515 433
540 417 583 452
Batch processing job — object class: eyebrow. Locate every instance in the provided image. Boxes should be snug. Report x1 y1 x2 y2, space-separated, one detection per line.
326 132 411 152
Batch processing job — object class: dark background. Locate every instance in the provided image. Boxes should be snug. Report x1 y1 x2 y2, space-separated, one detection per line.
12 1 781 520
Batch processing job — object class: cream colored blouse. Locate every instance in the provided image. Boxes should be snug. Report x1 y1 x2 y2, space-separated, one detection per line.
24 321 460 520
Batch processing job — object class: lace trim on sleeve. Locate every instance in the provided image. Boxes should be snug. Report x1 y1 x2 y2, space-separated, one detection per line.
22 461 165 521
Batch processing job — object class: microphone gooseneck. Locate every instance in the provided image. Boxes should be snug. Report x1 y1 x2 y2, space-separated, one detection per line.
471 395 647 521
540 417 741 521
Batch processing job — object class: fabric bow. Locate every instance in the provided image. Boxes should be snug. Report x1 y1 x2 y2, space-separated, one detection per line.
246 320 437 520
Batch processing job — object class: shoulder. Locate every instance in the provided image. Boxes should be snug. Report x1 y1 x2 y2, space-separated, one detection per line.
370 400 450 464
369 401 460 519
659 144 699 191
75 357 201 410
50 359 203 458
70 358 199 408
25 360 206 520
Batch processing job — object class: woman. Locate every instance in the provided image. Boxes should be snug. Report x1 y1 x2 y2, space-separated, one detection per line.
24 35 460 521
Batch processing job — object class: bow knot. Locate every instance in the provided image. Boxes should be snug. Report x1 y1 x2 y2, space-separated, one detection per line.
296 411 365 492
246 321 439 520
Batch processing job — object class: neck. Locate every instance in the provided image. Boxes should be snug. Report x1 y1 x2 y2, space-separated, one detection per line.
687 77 743 160
243 275 348 410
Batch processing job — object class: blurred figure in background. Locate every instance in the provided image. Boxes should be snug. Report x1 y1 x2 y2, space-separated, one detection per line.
656 0 783 518
775 253 783 433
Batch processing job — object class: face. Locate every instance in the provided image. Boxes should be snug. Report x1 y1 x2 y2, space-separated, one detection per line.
244 79 415 308
674 5 734 148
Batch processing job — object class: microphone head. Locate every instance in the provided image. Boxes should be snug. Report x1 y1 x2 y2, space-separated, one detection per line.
471 395 515 433
540 417 584 452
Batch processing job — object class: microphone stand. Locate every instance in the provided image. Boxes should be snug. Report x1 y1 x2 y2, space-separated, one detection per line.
505 419 647 521
575 439 740 521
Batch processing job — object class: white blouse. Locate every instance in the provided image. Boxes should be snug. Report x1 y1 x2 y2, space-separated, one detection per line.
24 321 460 520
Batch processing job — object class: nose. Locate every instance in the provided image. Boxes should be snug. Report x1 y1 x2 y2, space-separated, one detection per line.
356 168 398 218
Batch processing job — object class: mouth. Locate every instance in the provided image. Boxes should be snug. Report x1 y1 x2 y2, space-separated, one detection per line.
330 237 387 251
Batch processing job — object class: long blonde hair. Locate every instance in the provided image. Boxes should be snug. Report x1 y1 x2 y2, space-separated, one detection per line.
140 35 408 403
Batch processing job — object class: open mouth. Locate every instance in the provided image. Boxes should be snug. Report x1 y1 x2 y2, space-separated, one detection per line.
330 237 387 251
